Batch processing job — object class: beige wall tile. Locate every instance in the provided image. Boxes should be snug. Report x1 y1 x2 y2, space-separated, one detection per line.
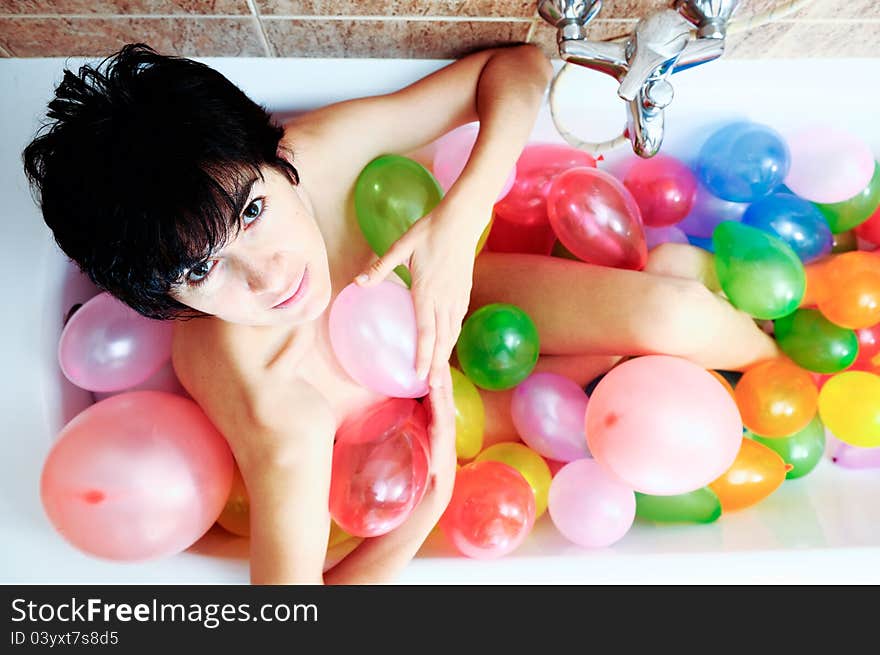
0 1 249 13
256 1 536 16
0 17 267 56
263 18 531 57
772 20 880 57
529 19 634 58
723 17 794 56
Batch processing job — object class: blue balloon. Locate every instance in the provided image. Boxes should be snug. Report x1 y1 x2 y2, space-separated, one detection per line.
687 234 715 253
741 193 833 263
697 122 791 202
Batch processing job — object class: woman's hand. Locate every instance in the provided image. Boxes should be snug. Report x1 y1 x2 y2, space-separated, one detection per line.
354 196 489 389
422 363 457 507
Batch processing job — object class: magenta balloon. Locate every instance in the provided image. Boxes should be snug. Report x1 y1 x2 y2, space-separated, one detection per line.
548 459 635 548
92 361 190 402
40 391 234 561
785 126 875 203
677 181 748 238
329 398 430 537
329 282 429 398
623 154 697 227
494 143 597 226
547 166 648 270
645 225 689 250
58 292 173 393
433 124 516 202
510 372 591 462
585 356 742 495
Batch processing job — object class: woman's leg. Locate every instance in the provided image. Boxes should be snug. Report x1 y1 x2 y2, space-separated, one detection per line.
470 249 779 371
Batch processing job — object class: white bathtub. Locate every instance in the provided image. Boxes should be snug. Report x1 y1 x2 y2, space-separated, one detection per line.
2 54 879 584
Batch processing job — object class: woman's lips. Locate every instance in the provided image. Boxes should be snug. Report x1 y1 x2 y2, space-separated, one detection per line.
272 268 309 309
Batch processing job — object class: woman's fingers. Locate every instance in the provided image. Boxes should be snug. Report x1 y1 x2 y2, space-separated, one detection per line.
355 237 412 287
414 296 437 382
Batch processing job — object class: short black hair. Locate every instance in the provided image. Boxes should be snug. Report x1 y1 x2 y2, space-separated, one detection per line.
22 43 300 320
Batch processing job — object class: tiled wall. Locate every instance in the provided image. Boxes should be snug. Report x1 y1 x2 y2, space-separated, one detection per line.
0 1 877 58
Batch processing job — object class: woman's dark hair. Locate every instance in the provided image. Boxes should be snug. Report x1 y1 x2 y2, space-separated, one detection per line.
22 43 300 320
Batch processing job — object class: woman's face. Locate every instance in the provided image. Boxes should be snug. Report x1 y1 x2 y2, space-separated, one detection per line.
170 165 331 327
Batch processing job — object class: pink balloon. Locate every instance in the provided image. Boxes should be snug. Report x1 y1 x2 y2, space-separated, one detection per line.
433 124 516 202
548 459 635 548
40 391 234 561
547 166 648 270
486 210 557 255
58 292 173 393
645 225 689 250
329 398 430 537
92 361 190 402
623 154 697 227
329 282 429 398
494 143 597 226
831 441 880 469
784 126 875 203
510 372 591 462
585 356 742 495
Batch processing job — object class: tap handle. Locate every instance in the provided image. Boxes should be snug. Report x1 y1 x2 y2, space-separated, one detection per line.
538 0 603 29
617 9 692 102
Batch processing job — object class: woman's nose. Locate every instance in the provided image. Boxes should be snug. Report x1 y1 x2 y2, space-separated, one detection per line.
243 254 289 296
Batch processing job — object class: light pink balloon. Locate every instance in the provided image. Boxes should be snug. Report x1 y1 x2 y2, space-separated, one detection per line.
510 372 591 462
586 356 743 495
58 292 173 393
831 440 880 469
784 126 876 203
645 225 689 250
329 282 429 398
92 361 190 402
433 124 516 202
40 391 234 561
548 459 635 548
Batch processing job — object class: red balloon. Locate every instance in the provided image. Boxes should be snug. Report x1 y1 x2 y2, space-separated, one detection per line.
547 166 648 270
329 398 430 538
852 323 880 372
439 460 535 559
485 209 557 255
623 154 697 227
494 143 596 226
855 202 880 245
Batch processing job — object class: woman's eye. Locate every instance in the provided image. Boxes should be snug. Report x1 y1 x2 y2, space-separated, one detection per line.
242 197 266 228
186 259 216 285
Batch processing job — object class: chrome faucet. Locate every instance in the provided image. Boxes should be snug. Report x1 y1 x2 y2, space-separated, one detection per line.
538 0 741 157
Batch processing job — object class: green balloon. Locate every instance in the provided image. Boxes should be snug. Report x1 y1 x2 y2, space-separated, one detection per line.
712 221 806 320
354 155 444 287
750 415 826 480
635 488 722 524
456 304 539 391
774 308 858 373
815 162 880 233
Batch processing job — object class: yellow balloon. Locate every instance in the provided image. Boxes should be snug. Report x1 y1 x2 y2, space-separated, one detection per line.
451 366 485 460
216 464 250 537
818 371 880 447
476 213 494 256
328 519 354 549
475 442 551 518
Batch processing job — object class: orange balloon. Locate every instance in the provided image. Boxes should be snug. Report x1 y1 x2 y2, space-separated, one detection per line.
709 438 790 512
216 464 250 537
734 359 818 437
817 251 880 328
709 370 736 401
801 257 833 307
